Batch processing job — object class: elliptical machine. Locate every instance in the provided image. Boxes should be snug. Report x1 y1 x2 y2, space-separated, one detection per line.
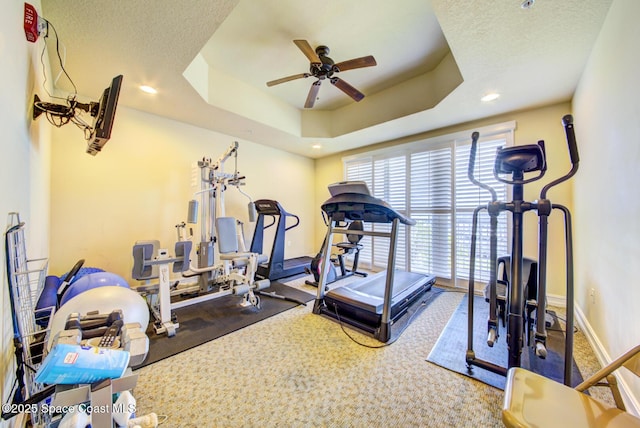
466 114 579 386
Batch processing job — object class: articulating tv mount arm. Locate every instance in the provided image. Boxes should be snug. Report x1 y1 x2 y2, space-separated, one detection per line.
33 94 99 121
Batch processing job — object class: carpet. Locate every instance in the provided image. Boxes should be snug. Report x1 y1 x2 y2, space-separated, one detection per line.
427 294 582 389
132 281 314 369
385 285 444 343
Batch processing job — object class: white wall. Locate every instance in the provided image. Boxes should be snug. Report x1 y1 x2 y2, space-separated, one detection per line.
1 0 51 423
572 0 640 412
48 106 316 283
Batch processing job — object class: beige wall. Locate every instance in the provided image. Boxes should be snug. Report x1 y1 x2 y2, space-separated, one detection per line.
1 0 51 421
315 102 574 298
572 0 639 410
49 107 316 282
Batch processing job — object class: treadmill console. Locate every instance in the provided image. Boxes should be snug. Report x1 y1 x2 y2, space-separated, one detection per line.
322 193 416 226
328 181 371 197
254 199 283 215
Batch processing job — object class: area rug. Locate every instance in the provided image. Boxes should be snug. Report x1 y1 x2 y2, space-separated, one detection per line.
427 294 582 389
132 281 314 369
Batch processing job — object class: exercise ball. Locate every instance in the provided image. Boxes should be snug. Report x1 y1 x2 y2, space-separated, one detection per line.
47 286 149 351
59 272 130 306
35 267 106 327
61 267 104 283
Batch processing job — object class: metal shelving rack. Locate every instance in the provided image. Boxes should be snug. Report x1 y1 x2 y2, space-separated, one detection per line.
4 212 53 426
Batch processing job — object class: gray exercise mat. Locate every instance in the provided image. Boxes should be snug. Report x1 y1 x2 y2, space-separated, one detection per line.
427 294 583 389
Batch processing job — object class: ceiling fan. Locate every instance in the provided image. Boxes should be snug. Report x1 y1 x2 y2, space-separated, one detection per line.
266 40 377 108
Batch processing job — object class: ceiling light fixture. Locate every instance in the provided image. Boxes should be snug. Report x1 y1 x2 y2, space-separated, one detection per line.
139 85 157 94
312 144 322 149
481 93 500 102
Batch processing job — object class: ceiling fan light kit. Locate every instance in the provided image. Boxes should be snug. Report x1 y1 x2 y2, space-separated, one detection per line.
266 39 377 108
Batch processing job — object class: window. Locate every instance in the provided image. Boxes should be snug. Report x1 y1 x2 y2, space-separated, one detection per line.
343 122 514 286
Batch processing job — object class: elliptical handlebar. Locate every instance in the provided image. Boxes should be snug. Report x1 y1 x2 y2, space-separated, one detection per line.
563 114 580 165
468 131 498 202
540 114 580 199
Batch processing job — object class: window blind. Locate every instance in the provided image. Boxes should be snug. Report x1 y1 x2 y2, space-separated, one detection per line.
343 123 513 285
410 148 452 277
344 157 374 268
373 156 406 270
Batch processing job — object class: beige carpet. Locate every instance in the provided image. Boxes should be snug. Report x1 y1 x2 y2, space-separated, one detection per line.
132 275 614 427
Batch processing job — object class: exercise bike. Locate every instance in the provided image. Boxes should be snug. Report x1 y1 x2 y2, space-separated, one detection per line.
305 219 368 287
465 114 579 386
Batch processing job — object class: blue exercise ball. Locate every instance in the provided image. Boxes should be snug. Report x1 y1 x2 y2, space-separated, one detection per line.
35 267 105 327
60 272 130 306
61 267 104 283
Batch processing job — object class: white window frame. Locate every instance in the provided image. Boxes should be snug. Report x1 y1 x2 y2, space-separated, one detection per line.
342 121 515 288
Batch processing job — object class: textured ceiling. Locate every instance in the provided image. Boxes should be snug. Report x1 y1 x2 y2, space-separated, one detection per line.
39 0 613 158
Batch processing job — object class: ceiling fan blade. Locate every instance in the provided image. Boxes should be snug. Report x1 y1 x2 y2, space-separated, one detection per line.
266 73 310 87
333 55 377 72
305 81 322 108
330 77 365 102
293 40 322 65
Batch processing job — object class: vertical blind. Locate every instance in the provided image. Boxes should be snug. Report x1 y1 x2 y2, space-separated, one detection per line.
344 125 513 285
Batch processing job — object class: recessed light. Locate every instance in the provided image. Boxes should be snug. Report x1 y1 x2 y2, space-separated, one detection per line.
481 93 500 102
140 85 157 94
312 144 322 149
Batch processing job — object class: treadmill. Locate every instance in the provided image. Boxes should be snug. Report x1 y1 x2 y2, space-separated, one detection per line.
312 181 436 342
250 199 313 281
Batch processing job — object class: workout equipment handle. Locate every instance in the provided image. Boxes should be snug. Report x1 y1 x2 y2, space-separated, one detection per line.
285 213 300 231
467 132 480 179
540 114 580 199
467 131 498 201
562 114 580 165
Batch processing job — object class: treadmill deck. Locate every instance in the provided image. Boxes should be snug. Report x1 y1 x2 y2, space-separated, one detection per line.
325 270 435 314
320 270 436 340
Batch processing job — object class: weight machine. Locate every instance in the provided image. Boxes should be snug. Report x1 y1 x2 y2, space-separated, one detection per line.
132 142 270 336
465 115 579 385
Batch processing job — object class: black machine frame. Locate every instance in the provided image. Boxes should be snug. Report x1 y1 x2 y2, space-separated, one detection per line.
465 114 579 386
305 219 367 287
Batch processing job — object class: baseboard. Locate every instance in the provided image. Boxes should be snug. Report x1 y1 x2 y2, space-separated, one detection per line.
574 304 608 363
547 293 566 308
574 303 640 417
